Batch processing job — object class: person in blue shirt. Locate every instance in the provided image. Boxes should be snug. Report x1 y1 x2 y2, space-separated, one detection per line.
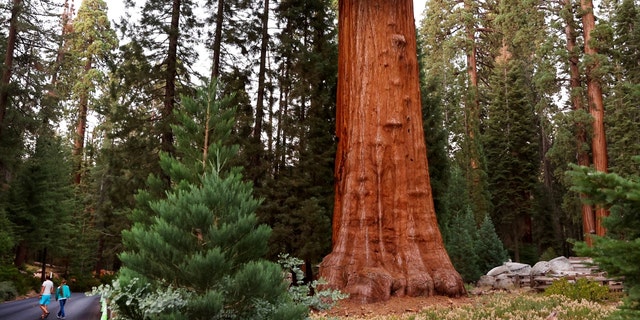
55 279 72 319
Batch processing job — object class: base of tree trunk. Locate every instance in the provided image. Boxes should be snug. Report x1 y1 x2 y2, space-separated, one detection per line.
320 252 466 303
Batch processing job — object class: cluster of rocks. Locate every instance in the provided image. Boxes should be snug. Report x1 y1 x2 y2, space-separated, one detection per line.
475 256 593 290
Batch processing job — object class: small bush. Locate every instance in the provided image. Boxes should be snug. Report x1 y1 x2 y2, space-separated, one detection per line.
0 281 18 302
539 247 557 262
98 272 117 285
71 275 102 292
278 253 349 311
0 265 40 295
544 278 610 302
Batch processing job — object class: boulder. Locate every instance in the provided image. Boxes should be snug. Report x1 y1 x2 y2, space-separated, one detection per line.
505 262 531 275
549 256 574 274
476 275 496 288
494 274 515 290
487 265 510 276
531 261 551 276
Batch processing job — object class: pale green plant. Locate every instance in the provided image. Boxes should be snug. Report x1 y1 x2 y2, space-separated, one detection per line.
311 293 619 320
278 253 349 311
89 277 192 320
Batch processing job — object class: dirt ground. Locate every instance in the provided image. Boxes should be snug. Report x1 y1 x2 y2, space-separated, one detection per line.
311 294 474 318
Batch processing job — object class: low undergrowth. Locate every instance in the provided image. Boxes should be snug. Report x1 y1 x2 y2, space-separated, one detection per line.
312 292 621 320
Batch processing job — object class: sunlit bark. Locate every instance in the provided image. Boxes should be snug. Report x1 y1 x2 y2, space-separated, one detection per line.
580 0 608 237
319 0 465 303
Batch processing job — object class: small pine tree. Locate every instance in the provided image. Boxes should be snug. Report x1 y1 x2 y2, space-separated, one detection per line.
476 215 509 273
115 82 308 319
569 164 640 318
445 207 482 282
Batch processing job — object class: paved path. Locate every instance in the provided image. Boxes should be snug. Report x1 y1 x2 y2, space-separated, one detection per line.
0 292 101 320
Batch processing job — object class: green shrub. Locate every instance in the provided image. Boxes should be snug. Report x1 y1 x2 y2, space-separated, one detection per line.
99 272 117 285
544 278 610 302
0 265 40 295
0 281 18 302
278 253 348 311
71 275 102 292
539 247 557 262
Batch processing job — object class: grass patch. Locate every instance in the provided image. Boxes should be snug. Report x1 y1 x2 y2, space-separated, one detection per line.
312 292 621 320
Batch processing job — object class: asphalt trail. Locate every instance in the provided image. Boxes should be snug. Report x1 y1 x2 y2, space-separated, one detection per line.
0 293 101 320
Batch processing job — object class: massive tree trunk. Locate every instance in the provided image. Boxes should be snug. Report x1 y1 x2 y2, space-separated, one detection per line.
319 0 465 303
564 0 594 245
580 0 608 236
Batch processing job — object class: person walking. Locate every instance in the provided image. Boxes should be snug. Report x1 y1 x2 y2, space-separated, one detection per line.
55 279 71 319
39 275 54 319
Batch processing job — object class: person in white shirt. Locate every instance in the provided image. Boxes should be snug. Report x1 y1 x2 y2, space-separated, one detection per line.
39 275 54 319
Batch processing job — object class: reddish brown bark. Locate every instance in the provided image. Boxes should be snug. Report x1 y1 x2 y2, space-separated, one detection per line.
464 0 479 165
73 57 93 185
319 0 465 303
580 0 608 237
0 0 22 139
564 0 595 245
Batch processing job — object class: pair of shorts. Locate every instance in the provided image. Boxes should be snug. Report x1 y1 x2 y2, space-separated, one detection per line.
39 294 51 305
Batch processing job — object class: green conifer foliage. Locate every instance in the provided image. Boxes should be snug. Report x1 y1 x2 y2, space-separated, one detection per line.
570 164 640 318
606 0 640 178
476 214 509 274
118 83 308 319
7 134 76 267
444 207 482 283
483 59 540 261
255 0 337 275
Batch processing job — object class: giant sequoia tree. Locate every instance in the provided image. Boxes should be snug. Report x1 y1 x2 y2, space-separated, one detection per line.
319 0 465 303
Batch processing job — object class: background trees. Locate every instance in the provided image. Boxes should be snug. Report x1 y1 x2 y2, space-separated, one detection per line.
0 0 638 305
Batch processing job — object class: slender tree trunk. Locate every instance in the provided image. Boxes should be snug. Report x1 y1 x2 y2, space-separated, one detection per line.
40 247 48 282
49 0 74 90
564 0 595 246
320 0 465 303
211 0 225 79
13 240 28 267
94 236 105 276
580 0 608 236
73 57 93 185
162 0 181 155
0 0 22 139
541 127 564 250
463 0 487 223
254 0 269 140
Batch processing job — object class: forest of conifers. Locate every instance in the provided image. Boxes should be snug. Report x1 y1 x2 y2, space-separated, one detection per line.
0 0 639 290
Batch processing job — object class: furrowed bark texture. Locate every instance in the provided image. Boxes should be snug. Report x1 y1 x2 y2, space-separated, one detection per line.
581 0 609 236
319 0 465 303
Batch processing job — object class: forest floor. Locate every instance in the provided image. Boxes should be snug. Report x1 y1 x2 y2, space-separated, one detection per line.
310 292 474 319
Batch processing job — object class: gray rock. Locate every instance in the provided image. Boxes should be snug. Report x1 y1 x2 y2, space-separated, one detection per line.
476 275 496 288
549 256 574 274
531 261 551 276
505 262 531 275
487 265 510 276
494 274 515 290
